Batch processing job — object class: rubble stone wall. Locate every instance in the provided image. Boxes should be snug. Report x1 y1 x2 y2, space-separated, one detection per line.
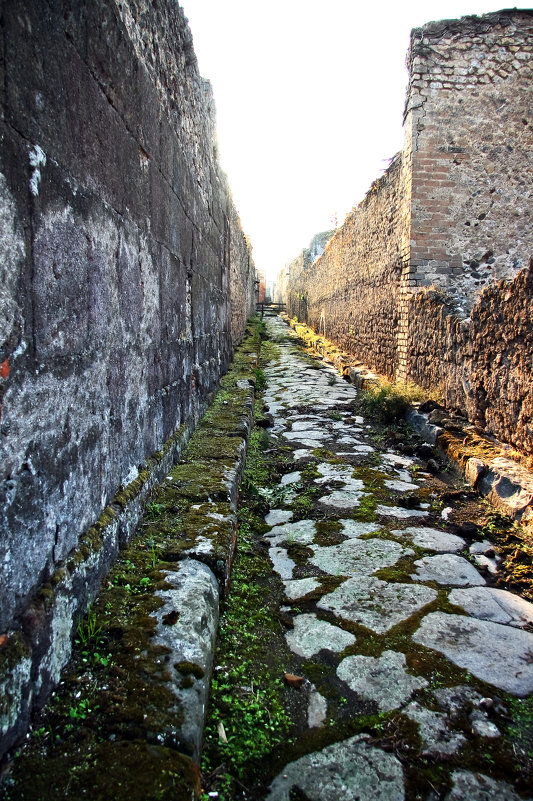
0 0 254 729
281 9 532 452
287 158 409 379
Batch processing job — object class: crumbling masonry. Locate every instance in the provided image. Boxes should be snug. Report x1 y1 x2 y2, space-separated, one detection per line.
280 9 532 455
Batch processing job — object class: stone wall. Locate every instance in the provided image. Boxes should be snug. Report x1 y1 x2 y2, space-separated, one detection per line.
281 9 532 453
0 0 254 751
285 160 409 379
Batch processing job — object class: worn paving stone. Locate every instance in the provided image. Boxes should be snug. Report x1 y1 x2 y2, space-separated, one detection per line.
285 613 356 658
337 650 428 711
269 546 296 580
411 554 486 586
280 471 301 486
283 577 321 600
265 510 293 527
310 539 414 579
445 770 532 801
266 735 405 801
413 612 533 695
318 489 367 510
266 519 317 546
340 520 382 538
318 575 437 632
376 504 428 519
307 687 328 728
384 479 420 492
391 527 465 553
448 586 533 627
404 701 467 757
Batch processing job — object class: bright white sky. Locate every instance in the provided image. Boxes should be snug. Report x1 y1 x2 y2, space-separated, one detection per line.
181 1 529 280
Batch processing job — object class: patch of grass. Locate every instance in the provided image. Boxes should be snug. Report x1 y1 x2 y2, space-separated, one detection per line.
360 381 427 424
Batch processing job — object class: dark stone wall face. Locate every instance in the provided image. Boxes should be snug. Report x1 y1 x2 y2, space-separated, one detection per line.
407 263 533 455
0 0 254 634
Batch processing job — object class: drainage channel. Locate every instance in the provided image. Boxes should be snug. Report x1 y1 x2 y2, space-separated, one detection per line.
200 313 533 801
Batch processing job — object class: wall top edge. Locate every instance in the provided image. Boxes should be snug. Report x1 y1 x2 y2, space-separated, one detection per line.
409 8 533 51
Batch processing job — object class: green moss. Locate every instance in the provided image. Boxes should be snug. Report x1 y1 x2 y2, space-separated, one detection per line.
174 661 205 679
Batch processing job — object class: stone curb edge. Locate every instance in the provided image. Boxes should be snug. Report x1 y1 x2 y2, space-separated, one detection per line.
0 321 260 789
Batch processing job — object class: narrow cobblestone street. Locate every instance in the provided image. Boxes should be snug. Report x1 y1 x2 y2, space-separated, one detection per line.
204 313 533 801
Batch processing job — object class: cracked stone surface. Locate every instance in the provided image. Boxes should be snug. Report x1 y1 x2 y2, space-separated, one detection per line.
283 577 321 600
413 612 533 695
449 586 533 627
265 509 293 527
445 771 532 801
404 702 467 757
392 526 465 552
376 504 428 519
411 554 486 586
285 613 356 658
337 650 428 711
266 735 405 801
310 539 414 578
318 576 437 632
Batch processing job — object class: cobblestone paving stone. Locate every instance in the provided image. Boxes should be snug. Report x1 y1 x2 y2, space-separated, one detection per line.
256 316 533 801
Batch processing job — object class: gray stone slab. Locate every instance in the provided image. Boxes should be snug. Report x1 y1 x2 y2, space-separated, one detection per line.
337 650 428 711
154 559 219 759
411 554 486 586
384 479 420 492
392 527 465 553
292 448 313 461
285 613 355 658
269 546 296 580
280 470 301 486
404 702 466 757
307 687 327 728
340 520 382 539
376 504 428 519
318 489 367 510
266 519 317 546
413 612 533 696
265 509 294 527
449 586 533 627
311 539 414 579
266 735 405 801
318 575 437 632
445 771 531 801
283 577 321 600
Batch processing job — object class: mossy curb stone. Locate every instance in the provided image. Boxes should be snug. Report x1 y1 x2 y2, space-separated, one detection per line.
266 735 405 801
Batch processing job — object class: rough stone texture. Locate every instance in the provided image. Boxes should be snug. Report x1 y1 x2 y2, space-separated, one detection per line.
0 0 255 761
310 539 414 578
285 613 356 658
404 702 466 757
266 735 405 801
391 527 465 552
413 612 533 696
337 651 428 711
280 10 533 456
318 576 437 633
0 0 254 627
411 554 485 586
153 560 219 760
445 771 532 801
448 587 533 628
